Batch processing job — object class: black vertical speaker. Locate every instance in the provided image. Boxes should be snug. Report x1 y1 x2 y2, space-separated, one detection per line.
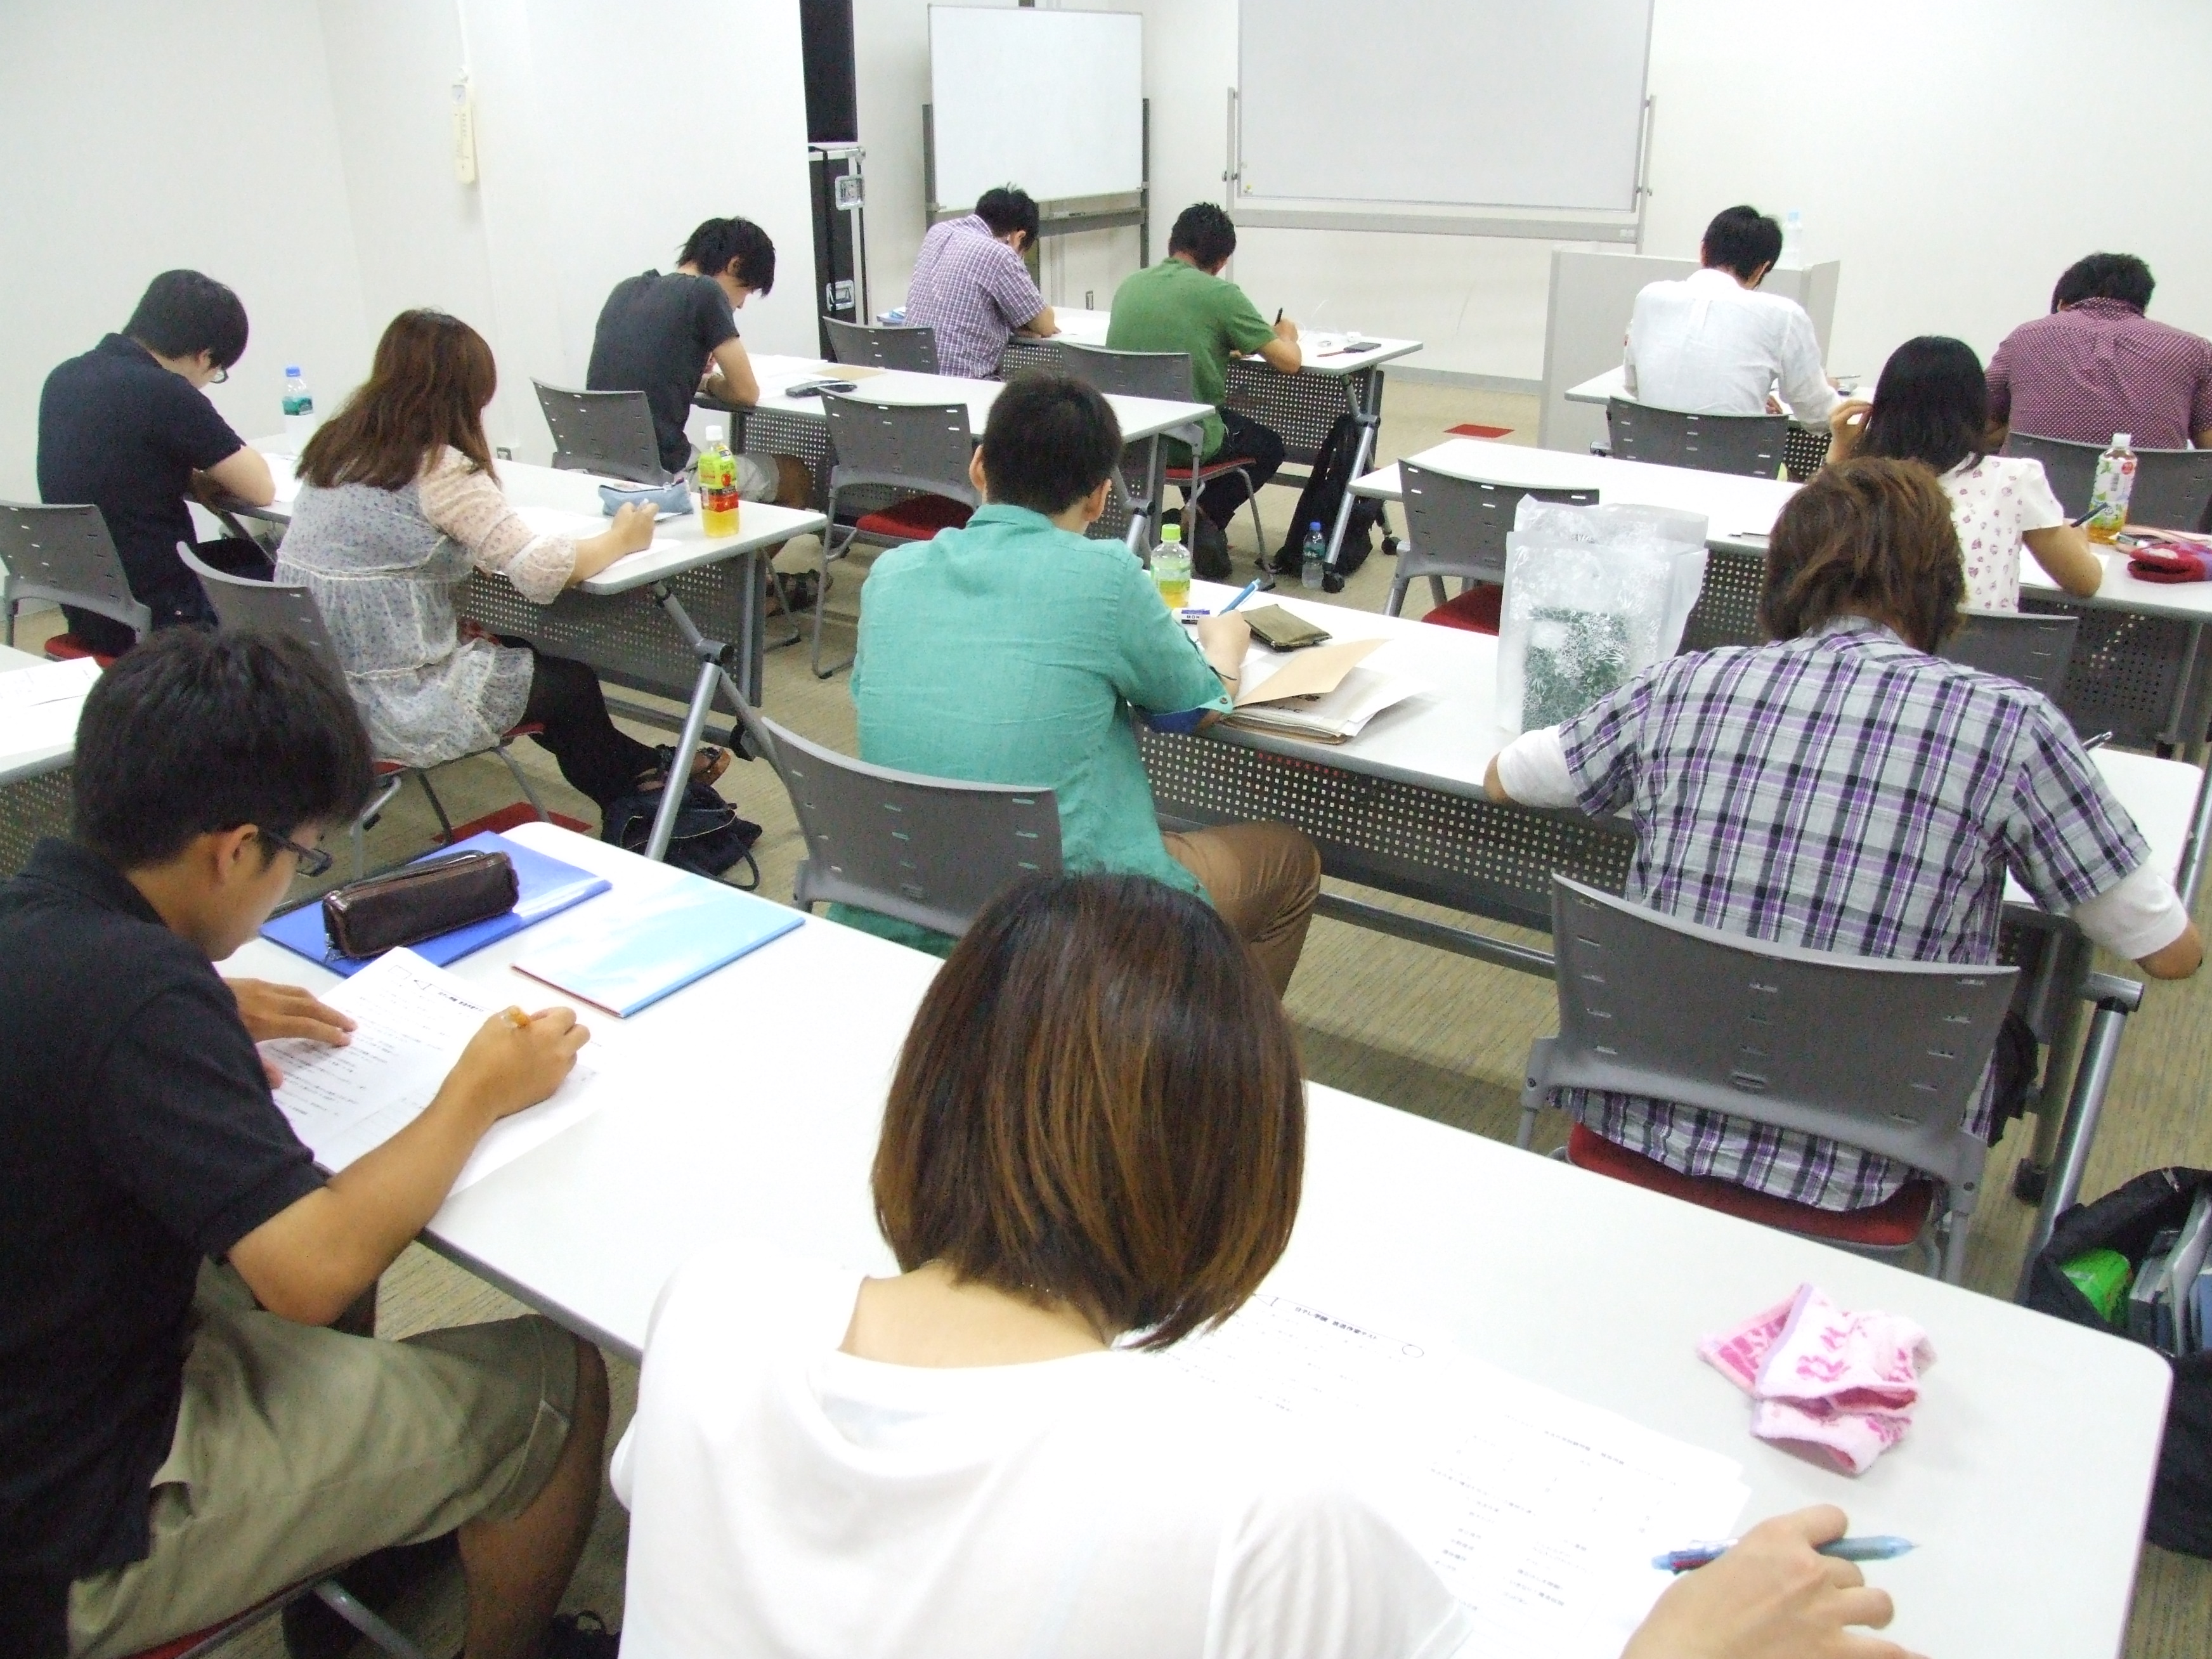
802 0 862 352
800 0 858 145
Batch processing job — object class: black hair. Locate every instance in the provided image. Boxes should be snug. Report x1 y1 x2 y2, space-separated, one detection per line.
679 217 777 293
2052 252 2154 313
1167 202 1238 270
978 371 1123 517
124 270 250 370
1700 205 1783 284
1859 336 1991 478
73 629 376 869
974 187 1041 245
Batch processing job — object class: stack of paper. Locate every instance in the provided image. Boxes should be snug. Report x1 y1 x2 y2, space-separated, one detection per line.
1230 637 1424 742
0 654 100 755
1161 1294 1749 1659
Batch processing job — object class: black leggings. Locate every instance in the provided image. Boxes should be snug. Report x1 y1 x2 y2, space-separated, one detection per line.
512 643 658 812
1190 410 1288 528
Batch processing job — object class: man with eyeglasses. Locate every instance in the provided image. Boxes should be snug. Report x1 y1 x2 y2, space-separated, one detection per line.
0 630 622 1659
37 270 280 656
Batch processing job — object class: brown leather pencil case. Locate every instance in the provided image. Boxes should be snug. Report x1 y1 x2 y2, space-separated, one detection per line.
322 849 518 958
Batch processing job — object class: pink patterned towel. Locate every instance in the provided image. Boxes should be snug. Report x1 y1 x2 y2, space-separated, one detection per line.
1699 1284 1937 1474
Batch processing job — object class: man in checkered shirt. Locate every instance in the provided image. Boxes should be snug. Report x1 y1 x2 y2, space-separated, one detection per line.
902 188 1057 381
1489 459 2202 1212
1988 252 2212 452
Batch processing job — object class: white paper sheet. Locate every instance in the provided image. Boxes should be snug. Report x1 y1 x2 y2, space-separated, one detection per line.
266 948 615 1193
1161 1294 1750 1659
0 655 100 708
1229 663 1427 740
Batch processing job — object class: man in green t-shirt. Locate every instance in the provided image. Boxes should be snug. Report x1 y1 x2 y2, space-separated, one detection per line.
1107 204 1301 579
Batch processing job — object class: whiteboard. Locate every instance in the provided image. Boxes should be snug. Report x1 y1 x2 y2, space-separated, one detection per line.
1237 0 1652 214
929 7 1143 206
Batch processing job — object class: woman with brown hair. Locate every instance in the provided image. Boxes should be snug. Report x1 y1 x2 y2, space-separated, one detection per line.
611 873 1910 1658
277 309 718 821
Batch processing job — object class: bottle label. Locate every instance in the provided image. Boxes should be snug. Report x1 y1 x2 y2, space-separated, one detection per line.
698 449 736 491
282 394 313 416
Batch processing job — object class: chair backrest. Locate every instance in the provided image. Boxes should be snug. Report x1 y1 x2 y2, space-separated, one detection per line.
819 394 979 501
531 381 668 485
1606 398 1788 479
1055 341 1197 405
176 544 348 673
2002 431 2212 532
1542 876 2015 1193
729 699 1062 939
1939 609 2081 701
1397 464 1599 585
824 318 940 375
0 501 152 635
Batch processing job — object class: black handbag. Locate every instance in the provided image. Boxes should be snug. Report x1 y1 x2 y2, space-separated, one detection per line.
320 848 518 958
602 779 762 886
2025 1166 2212 1557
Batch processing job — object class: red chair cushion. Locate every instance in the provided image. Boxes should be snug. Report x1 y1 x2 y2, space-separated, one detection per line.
130 1630 226 1659
854 495 973 541
1164 455 1258 484
1565 1123 1935 1248
1421 584 1503 635
43 635 121 667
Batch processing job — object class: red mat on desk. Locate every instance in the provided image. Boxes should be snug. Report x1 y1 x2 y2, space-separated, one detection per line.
1447 422 1514 439
445 802 592 839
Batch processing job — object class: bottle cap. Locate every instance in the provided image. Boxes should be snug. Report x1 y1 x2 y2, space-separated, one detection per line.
1310 521 1323 530
705 423 725 444
285 365 302 377
2115 433 2131 447
1160 523 1181 543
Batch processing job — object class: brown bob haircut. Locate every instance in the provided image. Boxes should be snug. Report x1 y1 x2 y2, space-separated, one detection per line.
1759 456 1965 653
298 309 500 491
873 873 1304 1350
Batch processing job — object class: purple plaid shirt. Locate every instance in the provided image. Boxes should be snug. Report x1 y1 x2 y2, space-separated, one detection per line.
903 216 1047 380
1555 616 2150 1210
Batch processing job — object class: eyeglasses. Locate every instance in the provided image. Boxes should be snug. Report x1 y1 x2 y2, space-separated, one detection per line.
260 829 334 879
208 366 229 384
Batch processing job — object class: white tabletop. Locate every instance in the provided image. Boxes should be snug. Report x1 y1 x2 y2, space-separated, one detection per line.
2021 545 2212 623
0 647 93 783
743 354 1211 445
224 819 2167 1659
1565 364 1863 422
1352 437 1800 554
1043 307 1421 377
243 446 824 596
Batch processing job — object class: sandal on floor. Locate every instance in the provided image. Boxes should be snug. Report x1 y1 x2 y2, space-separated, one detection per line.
636 743 731 794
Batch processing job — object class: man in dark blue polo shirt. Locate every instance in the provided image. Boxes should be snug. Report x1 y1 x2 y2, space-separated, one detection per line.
36 271 279 654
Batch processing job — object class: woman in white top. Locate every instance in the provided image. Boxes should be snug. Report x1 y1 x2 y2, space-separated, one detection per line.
1828 335 2102 611
278 309 722 817
614 873 1913 1659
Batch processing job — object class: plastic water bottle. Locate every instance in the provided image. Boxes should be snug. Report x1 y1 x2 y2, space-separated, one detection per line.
1301 521 1327 589
2085 434 2137 543
281 367 314 442
1152 521 1191 609
1780 209 1805 268
697 425 740 538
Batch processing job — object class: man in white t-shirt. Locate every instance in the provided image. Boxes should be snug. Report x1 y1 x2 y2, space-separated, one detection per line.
1624 206 1840 422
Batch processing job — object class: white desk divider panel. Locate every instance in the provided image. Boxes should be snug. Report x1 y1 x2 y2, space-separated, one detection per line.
927 7 1142 207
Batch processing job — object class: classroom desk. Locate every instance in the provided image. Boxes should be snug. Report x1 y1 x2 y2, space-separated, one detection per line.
231 449 826 861
0 644 84 875
1008 310 1424 570
1564 363 1863 417
2022 549 2212 755
705 355 1213 554
224 820 2169 1659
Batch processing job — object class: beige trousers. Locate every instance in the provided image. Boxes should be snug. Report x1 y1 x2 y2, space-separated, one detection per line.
1163 821 1322 995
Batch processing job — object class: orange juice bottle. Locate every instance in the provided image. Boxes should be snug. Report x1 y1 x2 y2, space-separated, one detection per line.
698 424 740 538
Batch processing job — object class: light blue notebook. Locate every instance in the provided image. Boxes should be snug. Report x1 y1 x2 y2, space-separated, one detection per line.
514 876 803 1015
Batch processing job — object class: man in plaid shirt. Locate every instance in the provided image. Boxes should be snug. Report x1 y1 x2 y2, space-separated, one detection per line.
903 188 1057 381
1489 459 2201 1211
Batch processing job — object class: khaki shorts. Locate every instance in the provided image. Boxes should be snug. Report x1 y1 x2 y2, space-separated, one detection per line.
68 1264 577 1659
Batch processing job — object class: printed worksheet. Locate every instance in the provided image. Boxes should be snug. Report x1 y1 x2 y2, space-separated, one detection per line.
1162 1294 1750 1659
266 948 615 1192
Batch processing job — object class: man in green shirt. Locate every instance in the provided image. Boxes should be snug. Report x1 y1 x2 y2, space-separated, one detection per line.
848 372 1320 993
1107 204 1302 579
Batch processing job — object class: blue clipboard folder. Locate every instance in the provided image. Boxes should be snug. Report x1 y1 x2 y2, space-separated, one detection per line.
259 831 612 975
514 875 803 1016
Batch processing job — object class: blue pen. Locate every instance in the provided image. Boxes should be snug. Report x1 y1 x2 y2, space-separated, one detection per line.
1653 1535 1915 1573
1220 578 1264 614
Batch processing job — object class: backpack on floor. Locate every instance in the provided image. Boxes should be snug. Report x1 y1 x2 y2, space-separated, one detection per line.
1270 411 1385 583
602 779 762 887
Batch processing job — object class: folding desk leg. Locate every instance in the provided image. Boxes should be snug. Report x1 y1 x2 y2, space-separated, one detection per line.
1124 433 1166 554
642 582 753 863
2015 973 2144 1301
1323 367 1383 571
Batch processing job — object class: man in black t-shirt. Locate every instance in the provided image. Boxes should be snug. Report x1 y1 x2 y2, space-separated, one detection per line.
37 271 280 656
585 216 812 507
0 632 617 1659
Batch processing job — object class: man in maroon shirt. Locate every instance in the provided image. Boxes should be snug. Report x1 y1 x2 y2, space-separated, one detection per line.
1988 253 2212 450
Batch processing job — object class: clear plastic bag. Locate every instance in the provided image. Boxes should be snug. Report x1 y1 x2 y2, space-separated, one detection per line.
1496 502 1711 734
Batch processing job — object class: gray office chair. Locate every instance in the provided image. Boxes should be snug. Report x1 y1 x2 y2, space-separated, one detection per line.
1055 341 1267 559
824 318 940 375
1386 464 1598 620
1940 609 2081 703
729 697 1061 940
815 394 980 679
532 381 670 485
0 501 151 657
1606 398 1788 479
2002 432 2212 532
1518 877 2017 1282
179 547 546 878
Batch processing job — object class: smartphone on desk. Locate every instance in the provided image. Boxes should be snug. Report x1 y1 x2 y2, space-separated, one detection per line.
1243 604 1333 651
785 379 859 397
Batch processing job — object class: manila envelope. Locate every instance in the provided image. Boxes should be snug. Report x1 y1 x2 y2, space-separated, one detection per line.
1233 637 1385 707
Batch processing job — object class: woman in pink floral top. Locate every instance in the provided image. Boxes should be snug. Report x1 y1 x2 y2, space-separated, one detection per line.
1828 335 2102 611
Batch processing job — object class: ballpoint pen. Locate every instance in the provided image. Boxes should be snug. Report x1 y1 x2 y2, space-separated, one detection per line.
1653 1535 1915 1573
1220 578 1264 613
